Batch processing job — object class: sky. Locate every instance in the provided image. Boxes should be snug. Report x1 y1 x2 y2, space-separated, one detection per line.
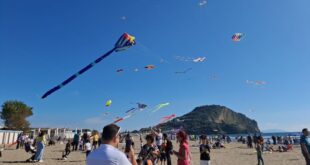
1 0 310 132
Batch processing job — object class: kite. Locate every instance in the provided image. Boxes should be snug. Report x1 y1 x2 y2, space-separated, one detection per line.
193 57 206 63
116 69 124 72
113 117 124 123
175 68 192 74
125 108 136 114
175 56 206 63
152 102 170 113
160 114 176 123
232 33 243 42
121 16 127 20
198 0 207 6
145 65 155 70
246 80 267 86
175 56 193 62
41 33 135 99
106 100 112 107
209 75 218 80
137 103 147 110
134 68 139 72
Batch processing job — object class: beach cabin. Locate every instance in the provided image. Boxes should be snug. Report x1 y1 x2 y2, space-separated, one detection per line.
0 130 23 145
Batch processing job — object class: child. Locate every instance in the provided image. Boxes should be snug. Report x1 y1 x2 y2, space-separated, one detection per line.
85 140 92 157
24 142 36 162
62 141 71 160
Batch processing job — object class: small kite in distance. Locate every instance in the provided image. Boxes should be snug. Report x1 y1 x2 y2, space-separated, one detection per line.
145 65 155 70
198 0 207 6
116 69 124 72
106 100 112 107
232 33 243 42
175 68 192 74
246 80 267 86
193 57 206 63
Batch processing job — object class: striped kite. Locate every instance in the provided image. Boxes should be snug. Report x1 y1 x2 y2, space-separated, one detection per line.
41 33 136 99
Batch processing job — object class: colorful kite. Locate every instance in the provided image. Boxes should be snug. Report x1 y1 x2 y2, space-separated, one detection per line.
193 57 206 63
152 102 170 113
106 100 112 107
160 114 176 123
232 33 243 42
41 33 135 99
145 65 155 70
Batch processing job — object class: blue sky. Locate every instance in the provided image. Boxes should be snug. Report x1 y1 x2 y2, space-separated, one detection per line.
1 0 310 132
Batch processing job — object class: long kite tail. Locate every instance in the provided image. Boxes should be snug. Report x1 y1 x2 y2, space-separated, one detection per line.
42 47 117 99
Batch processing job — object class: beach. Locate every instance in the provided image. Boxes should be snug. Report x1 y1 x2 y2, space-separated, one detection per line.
0 136 306 165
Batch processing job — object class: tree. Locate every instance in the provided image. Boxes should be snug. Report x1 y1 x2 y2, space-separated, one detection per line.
0 100 33 131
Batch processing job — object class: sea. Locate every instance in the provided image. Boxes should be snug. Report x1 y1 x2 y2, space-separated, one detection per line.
228 132 301 140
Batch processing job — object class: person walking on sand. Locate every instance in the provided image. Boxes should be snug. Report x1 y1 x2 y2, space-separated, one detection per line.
256 136 264 165
173 130 191 165
34 132 46 163
300 128 310 165
87 124 137 165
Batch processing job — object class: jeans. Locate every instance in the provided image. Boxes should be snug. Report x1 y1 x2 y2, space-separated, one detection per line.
34 142 45 161
257 155 264 165
165 152 172 165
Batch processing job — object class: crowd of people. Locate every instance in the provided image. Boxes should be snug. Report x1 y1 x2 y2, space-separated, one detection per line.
87 124 192 165
5 126 310 165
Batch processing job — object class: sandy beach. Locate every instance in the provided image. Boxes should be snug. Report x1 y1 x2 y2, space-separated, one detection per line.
0 136 306 165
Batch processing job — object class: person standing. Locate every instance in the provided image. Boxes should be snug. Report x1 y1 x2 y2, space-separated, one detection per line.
173 130 191 165
152 128 163 150
199 135 211 165
301 128 310 165
91 132 99 150
85 140 92 157
256 136 264 165
87 124 137 165
247 135 253 148
73 132 80 151
272 135 277 145
34 132 46 162
138 134 160 165
163 133 173 165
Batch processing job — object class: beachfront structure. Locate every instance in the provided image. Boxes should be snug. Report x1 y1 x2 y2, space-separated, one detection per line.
0 130 23 145
30 128 92 139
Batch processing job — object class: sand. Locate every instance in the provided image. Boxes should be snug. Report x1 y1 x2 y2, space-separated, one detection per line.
0 137 306 165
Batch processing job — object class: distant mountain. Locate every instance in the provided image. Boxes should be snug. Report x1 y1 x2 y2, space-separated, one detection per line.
262 129 288 133
147 105 260 134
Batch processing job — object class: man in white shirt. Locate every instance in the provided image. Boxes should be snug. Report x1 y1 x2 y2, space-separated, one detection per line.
87 124 137 165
